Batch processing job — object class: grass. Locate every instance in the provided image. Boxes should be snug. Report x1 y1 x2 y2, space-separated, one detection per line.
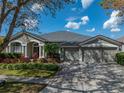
0 81 47 93
0 69 56 78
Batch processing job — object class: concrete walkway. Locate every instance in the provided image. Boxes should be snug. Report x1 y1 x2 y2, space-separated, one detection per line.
0 75 50 84
41 61 124 93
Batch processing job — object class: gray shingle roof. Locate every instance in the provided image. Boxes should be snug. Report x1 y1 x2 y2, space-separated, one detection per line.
41 31 91 42
60 42 79 47
117 36 124 43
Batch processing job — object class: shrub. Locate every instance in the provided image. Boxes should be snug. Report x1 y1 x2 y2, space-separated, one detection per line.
116 52 124 65
44 43 60 58
0 53 22 59
39 58 48 63
32 53 39 59
0 63 59 71
20 55 30 63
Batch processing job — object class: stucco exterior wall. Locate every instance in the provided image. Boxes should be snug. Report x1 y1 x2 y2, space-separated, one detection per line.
10 34 44 45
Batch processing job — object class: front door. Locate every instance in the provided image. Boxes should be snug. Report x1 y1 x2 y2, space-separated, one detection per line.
32 43 39 58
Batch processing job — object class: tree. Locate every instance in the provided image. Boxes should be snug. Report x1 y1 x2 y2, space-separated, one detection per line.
0 36 3 44
100 0 124 16
0 0 74 52
44 43 60 58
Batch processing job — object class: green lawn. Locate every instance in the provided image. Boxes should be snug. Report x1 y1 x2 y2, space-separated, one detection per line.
0 69 56 78
0 81 47 93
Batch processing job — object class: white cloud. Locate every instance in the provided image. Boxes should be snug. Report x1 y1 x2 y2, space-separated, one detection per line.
103 10 123 32
65 16 90 30
67 30 70 31
86 28 95 32
111 28 121 32
81 16 89 25
32 3 43 12
65 21 81 30
81 0 94 9
66 17 78 21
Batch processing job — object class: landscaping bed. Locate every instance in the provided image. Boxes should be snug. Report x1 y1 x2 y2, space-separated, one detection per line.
116 52 124 65
0 81 47 93
0 53 60 77
0 63 59 77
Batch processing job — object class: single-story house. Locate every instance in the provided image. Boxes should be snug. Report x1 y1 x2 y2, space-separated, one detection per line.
3 31 123 62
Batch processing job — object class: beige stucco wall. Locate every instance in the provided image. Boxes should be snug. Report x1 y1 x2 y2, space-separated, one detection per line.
5 33 45 58
10 34 44 45
82 39 119 48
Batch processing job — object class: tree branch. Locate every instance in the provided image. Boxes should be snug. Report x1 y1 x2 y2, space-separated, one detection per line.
0 0 7 32
20 0 30 6
0 0 23 52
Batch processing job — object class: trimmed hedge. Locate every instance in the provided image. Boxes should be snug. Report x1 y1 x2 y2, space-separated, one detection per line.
0 53 22 59
0 53 22 63
116 52 124 65
0 63 59 71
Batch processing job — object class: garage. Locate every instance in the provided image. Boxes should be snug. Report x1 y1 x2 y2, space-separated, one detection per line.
64 48 80 61
79 35 122 63
83 47 118 63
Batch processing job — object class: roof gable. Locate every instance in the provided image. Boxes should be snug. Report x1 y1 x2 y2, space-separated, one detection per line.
79 35 122 46
117 36 124 43
11 31 47 42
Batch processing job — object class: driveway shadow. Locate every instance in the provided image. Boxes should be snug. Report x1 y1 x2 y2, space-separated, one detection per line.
41 61 124 93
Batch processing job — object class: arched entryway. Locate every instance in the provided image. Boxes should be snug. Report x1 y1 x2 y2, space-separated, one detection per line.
27 42 39 58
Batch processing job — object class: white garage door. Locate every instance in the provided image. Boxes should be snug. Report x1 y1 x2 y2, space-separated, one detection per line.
84 48 117 63
64 48 79 61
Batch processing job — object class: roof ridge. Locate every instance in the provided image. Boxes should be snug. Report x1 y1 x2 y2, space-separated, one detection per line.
41 31 90 37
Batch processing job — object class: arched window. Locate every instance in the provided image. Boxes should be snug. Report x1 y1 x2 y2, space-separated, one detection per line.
11 42 22 53
33 42 39 47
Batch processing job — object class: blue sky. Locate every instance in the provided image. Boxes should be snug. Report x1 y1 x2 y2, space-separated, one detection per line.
38 0 124 39
1 0 124 39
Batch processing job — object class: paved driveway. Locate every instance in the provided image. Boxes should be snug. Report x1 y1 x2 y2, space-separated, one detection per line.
41 61 124 93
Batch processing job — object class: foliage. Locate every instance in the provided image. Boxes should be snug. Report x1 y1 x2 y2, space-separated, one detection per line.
0 53 22 59
0 63 59 71
100 0 124 15
32 52 39 59
0 53 22 63
116 52 124 65
44 43 60 57
0 0 74 52
20 55 30 63
100 0 124 9
0 37 3 44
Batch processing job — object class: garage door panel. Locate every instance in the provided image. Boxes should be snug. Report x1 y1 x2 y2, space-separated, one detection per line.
64 48 79 61
102 50 117 62
84 48 117 63
84 50 102 63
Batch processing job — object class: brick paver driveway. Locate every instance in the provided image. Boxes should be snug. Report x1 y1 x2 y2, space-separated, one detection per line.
41 61 124 93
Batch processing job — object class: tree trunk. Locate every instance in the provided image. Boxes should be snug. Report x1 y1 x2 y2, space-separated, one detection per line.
0 7 20 52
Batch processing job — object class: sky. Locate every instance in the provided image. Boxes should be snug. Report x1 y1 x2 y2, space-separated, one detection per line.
37 0 124 39
1 0 124 39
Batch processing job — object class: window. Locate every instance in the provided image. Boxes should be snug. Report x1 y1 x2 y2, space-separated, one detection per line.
12 43 22 53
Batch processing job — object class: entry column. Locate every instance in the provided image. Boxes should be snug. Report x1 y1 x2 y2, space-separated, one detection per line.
22 43 27 58
79 48 82 62
39 44 42 58
42 45 45 58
